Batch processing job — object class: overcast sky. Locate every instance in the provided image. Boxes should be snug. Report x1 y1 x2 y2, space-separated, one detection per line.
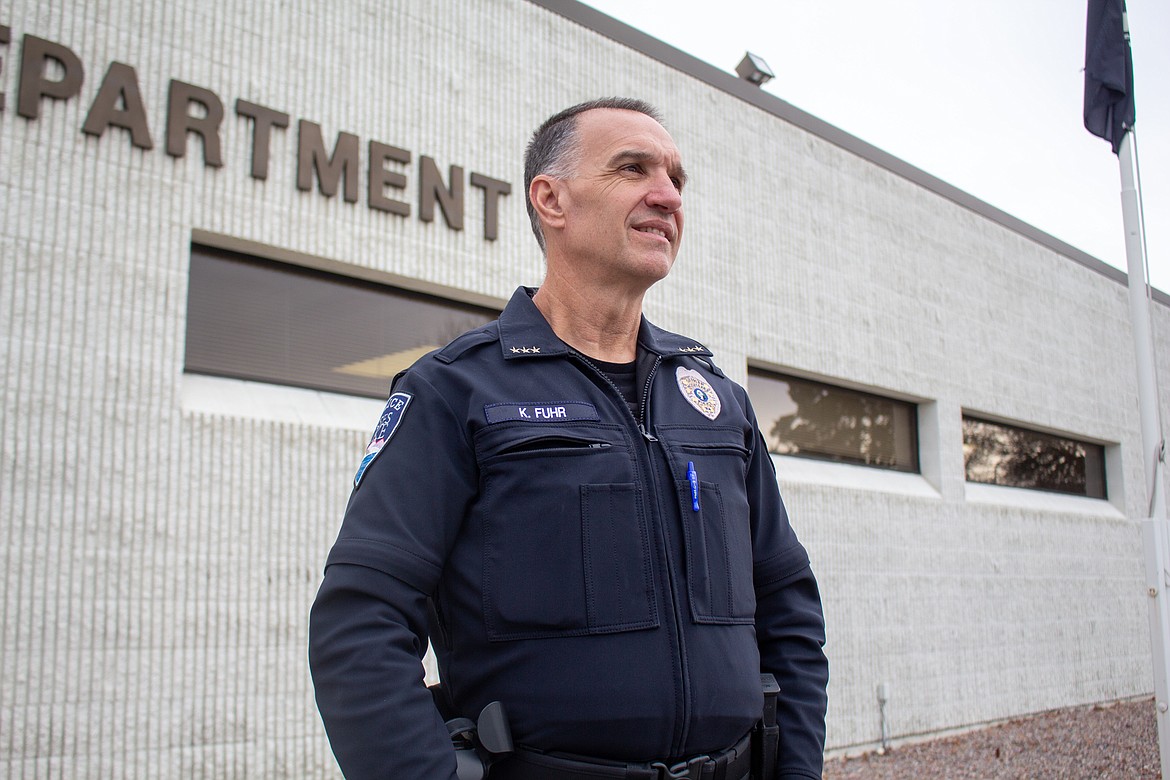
582 0 1169 295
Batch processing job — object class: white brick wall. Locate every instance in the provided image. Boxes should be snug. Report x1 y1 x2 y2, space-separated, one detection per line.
1 0 1167 774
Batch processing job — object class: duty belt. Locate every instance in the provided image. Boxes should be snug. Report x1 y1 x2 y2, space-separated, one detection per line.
493 731 753 780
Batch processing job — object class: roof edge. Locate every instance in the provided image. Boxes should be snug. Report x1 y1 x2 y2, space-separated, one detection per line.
527 0 1167 307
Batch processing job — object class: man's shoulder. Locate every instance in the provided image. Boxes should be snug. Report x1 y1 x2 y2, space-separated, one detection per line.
389 321 503 404
434 321 501 365
639 318 718 365
397 322 501 385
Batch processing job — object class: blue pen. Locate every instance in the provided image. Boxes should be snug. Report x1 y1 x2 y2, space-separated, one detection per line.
687 461 700 512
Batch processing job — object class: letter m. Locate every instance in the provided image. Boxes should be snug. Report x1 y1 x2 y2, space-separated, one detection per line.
297 119 359 202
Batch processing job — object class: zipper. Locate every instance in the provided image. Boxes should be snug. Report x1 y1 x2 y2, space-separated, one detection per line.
572 350 691 753
638 355 692 754
495 435 612 456
638 357 660 442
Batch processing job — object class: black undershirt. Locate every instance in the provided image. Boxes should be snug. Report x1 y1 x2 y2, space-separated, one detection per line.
590 357 639 420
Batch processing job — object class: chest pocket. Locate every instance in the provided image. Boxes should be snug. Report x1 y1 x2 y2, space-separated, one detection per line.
474 423 659 641
656 424 755 625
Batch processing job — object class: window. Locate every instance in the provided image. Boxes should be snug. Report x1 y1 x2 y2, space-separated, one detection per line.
747 368 919 472
184 245 498 398
962 416 1107 499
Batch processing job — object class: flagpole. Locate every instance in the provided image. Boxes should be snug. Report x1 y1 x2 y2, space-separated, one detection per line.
1084 0 1166 769
1120 128 1170 777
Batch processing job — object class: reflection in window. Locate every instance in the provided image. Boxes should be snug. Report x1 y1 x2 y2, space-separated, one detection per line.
748 368 919 472
185 245 498 398
962 416 1106 498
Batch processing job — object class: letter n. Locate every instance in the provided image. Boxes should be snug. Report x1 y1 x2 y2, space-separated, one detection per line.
419 156 464 230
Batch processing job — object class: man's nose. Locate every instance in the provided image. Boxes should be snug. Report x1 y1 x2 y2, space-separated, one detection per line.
645 170 682 212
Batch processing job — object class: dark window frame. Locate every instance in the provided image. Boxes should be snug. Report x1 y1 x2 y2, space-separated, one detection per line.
747 367 920 474
962 415 1108 499
184 245 499 399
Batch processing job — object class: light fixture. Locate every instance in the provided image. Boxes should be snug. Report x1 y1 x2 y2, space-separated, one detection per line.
735 52 774 87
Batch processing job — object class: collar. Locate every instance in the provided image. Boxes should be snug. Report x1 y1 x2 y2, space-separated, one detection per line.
497 287 713 361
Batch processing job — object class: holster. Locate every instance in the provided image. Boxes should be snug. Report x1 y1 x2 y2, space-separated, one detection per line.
750 674 780 780
431 684 514 780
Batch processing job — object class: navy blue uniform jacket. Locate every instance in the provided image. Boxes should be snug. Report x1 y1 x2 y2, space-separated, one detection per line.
309 287 828 779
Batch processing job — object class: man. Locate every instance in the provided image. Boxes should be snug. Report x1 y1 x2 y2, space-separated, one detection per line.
309 98 829 779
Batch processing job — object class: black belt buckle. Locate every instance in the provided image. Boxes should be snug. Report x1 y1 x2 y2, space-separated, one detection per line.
650 754 709 780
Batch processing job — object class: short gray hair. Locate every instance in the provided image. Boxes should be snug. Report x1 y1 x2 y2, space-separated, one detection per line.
523 98 663 254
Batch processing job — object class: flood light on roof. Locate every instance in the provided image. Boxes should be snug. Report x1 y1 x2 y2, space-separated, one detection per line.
735 52 774 86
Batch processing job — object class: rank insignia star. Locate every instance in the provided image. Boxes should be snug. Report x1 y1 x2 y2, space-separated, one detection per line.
678 345 705 353
511 346 541 354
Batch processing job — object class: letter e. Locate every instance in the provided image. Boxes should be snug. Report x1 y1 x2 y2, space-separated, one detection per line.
368 141 410 216
17 34 84 119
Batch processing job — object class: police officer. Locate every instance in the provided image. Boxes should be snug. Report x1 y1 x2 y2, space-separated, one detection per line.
309 98 829 779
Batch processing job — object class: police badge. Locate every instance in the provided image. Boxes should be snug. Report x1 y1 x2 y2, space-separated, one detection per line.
676 367 721 420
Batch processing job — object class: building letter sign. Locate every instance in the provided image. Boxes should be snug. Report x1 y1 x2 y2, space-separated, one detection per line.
2 27 511 241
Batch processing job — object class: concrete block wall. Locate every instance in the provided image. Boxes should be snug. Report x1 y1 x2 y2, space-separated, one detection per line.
1 0 1167 774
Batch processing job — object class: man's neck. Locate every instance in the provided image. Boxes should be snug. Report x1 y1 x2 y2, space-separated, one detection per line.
531 277 645 363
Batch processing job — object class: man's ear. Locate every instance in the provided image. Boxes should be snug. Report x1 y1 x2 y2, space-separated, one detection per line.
530 175 567 232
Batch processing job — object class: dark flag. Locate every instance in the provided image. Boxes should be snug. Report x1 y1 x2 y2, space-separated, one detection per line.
1084 0 1135 154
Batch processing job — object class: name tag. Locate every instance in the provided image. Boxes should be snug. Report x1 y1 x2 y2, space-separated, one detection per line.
485 401 599 424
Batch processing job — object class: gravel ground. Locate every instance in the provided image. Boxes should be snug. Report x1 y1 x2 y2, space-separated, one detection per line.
822 698 1160 779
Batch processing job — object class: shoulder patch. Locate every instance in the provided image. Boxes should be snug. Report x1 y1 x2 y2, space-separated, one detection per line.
354 392 413 488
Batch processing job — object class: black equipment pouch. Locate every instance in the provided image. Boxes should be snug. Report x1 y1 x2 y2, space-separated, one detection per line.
431 685 513 780
751 674 780 780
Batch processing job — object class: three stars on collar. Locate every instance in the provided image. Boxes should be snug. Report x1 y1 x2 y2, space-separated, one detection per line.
509 344 704 355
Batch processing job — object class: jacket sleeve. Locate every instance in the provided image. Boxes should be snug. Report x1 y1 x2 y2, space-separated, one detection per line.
745 399 829 780
309 565 457 778
308 369 476 779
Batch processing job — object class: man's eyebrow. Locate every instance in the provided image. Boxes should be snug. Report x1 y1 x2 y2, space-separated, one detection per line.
608 149 689 187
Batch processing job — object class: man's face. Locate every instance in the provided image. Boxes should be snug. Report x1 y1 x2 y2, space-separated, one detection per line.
554 108 686 287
